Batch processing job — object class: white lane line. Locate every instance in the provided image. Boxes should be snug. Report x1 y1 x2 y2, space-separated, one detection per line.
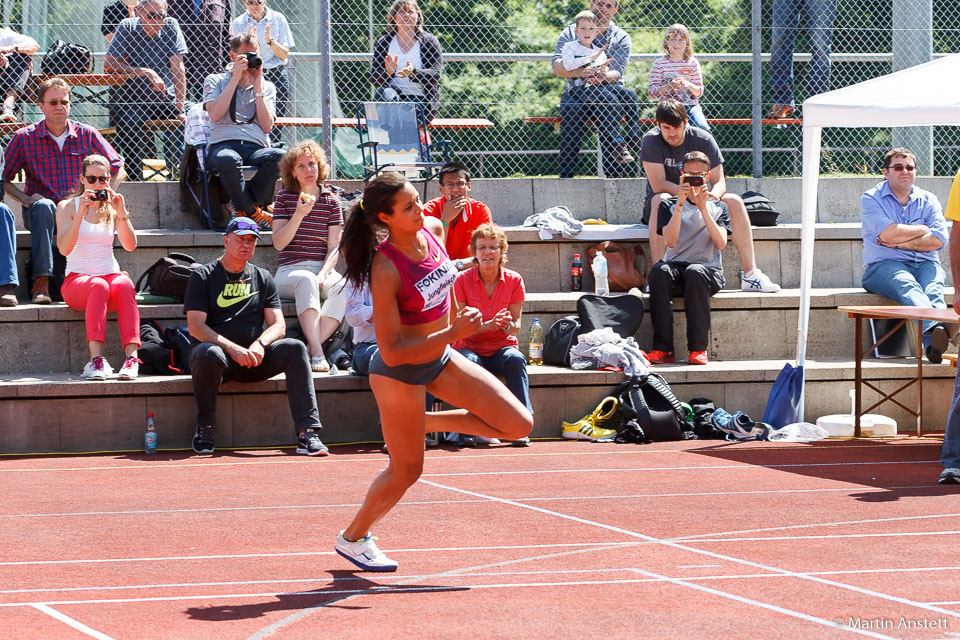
3 485 941 520
686 530 960 543
30 604 116 640
672 512 960 542
625 569 897 640
0 541 640 567
422 479 960 621
421 460 938 476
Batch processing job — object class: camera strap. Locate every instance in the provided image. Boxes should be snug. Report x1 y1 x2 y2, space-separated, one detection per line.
228 87 258 125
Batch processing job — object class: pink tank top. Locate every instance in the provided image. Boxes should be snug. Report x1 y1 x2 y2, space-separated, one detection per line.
377 229 457 325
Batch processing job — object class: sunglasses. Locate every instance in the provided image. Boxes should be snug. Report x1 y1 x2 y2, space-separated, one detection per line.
84 175 109 185
230 221 260 232
145 11 166 19
45 99 70 106
244 0 264 5
886 163 917 172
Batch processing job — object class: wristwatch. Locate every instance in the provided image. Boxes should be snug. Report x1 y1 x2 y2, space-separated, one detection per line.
455 259 465 270
266 38 276 46
256 338 267 348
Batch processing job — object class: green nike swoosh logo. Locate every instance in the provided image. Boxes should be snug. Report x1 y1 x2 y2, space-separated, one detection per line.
217 290 256 308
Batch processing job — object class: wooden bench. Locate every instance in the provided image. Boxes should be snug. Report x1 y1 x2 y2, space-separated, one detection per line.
27 73 141 106
143 116 495 132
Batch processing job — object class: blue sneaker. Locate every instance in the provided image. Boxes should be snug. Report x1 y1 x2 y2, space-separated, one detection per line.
712 409 769 441
711 408 734 431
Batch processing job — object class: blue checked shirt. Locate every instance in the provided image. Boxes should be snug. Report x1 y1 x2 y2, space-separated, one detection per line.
860 180 947 268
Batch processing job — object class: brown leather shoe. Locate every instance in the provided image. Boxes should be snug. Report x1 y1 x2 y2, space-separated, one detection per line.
766 104 795 119
31 276 51 305
0 284 16 307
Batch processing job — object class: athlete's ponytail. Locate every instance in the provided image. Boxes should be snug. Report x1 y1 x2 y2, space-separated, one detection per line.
341 172 409 288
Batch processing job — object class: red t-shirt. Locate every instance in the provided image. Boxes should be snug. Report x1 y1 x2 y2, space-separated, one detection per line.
453 266 525 356
422 196 493 259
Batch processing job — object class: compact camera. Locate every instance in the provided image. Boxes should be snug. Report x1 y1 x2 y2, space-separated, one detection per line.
93 189 110 202
244 52 263 69
681 174 705 187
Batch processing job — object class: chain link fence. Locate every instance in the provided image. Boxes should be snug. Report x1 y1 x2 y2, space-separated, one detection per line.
5 0 960 180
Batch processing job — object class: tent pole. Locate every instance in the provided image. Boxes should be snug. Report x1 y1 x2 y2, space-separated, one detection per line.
797 124 822 422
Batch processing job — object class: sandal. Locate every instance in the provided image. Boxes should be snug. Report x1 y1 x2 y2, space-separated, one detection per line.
311 356 330 373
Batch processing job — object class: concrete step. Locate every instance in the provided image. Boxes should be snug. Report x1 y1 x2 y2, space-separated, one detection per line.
10 223 939 301
0 358 949 454
3 288 955 375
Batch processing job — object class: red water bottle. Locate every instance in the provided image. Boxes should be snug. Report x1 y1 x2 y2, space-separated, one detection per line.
571 254 583 291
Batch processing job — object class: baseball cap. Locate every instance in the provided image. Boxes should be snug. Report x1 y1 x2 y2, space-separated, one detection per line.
225 216 261 238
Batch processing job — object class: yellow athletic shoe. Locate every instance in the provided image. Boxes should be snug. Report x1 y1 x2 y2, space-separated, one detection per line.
561 396 619 441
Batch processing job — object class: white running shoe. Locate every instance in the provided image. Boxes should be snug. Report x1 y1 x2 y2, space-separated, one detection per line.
335 531 398 572
477 436 500 444
82 356 113 380
741 269 781 293
118 356 142 380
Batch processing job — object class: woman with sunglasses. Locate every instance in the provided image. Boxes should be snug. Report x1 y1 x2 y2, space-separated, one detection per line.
370 0 443 122
56 155 141 380
272 140 346 373
335 173 532 571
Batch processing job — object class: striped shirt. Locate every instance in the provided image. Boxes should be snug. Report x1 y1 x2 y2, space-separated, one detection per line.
2 120 123 201
647 56 704 105
272 187 343 267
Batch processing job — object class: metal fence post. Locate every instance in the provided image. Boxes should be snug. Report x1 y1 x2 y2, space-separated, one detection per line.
320 0 335 179
892 0 933 173
752 0 763 178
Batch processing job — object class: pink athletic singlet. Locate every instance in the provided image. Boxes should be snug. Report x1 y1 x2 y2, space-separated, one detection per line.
377 229 457 325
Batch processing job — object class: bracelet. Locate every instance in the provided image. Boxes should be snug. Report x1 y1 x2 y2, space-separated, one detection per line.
441 221 449 227
117 216 128 221
254 91 265 97
267 38 276 46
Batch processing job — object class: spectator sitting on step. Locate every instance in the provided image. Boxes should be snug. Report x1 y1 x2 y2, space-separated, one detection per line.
422 161 492 270
451 224 532 447
56 154 141 380
371 0 443 123
271 140 347 373
104 0 188 181
646 151 730 366
0 26 39 122
551 0 640 179
3 77 126 305
640 99 780 293
184 216 328 456
860 147 949 364
344 279 377 376
201 31 283 228
0 147 18 307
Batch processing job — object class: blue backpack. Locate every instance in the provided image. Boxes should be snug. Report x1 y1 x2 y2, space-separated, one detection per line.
762 363 804 428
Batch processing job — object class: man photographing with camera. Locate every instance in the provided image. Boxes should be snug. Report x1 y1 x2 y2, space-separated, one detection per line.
202 31 283 228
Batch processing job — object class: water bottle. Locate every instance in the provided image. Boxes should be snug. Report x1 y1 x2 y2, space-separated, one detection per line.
528 318 544 365
592 250 609 296
571 254 583 291
145 412 157 454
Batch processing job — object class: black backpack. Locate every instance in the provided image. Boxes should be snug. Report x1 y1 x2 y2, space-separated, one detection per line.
41 40 93 75
543 315 581 366
614 374 692 442
741 191 780 227
577 292 644 338
139 321 191 375
136 252 203 301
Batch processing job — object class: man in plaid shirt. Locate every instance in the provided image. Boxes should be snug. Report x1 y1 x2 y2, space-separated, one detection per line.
2 77 125 304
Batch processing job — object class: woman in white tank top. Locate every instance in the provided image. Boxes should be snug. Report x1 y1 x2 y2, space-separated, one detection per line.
56 154 141 380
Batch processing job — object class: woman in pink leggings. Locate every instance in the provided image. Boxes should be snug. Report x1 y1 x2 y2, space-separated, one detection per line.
56 154 141 380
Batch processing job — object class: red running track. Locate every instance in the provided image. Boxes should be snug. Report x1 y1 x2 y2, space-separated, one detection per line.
1 438 959 639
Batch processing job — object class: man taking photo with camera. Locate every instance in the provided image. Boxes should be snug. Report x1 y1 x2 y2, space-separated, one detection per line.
202 31 283 228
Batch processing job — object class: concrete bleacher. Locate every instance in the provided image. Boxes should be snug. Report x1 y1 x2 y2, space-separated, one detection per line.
1 177 956 453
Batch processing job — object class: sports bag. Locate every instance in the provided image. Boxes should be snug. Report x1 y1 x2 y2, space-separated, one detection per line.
741 190 780 227
762 363 803 428
587 241 648 291
543 315 581 366
41 40 93 75
138 321 191 375
614 373 691 441
136 252 203 301
576 291 644 338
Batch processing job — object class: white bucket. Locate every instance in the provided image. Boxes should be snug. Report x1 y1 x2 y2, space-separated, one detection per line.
815 389 899 437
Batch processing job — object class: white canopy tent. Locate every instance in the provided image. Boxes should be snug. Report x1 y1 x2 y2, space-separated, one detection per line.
797 53 960 418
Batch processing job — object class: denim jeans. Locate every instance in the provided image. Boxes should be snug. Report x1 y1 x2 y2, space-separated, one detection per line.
352 342 379 376
0 203 16 287
685 104 711 132
861 259 946 345
942 366 960 469
770 0 837 106
457 346 534 414
208 141 285 216
558 84 626 179
190 338 321 434
22 199 56 279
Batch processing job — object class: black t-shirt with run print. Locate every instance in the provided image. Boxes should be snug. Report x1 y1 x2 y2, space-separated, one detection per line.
183 260 282 348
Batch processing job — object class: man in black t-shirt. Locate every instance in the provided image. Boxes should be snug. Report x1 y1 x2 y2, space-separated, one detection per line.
640 99 781 293
183 216 327 456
